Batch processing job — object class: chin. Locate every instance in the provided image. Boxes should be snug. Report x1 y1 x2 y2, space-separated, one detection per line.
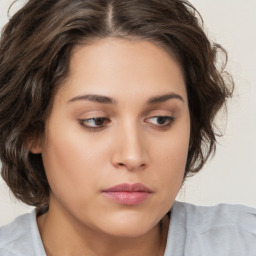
96 211 160 238
104 224 155 238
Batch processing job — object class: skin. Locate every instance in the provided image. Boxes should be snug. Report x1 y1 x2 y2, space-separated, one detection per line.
32 37 190 256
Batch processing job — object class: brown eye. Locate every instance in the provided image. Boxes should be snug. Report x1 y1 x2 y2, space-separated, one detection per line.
146 116 175 127
79 117 110 128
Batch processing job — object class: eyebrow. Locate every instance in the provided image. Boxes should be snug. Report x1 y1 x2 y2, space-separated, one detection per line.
68 92 184 105
68 94 116 104
146 93 184 104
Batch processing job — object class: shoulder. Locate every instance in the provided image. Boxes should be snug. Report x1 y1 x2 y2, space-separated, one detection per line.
164 201 256 256
0 210 45 256
173 200 256 230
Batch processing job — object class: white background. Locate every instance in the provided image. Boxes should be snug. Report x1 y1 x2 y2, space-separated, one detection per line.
0 0 256 226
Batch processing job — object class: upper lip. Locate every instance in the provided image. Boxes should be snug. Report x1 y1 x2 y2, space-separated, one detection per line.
103 183 153 193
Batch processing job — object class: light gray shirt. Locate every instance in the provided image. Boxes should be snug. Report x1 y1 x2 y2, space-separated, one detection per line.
1 201 256 255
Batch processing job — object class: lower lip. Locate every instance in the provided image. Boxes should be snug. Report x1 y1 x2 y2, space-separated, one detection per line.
102 191 151 205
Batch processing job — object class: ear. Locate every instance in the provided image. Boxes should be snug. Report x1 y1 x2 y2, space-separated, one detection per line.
29 142 42 154
24 135 43 154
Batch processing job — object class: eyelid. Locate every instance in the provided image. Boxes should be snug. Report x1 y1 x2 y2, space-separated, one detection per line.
144 115 175 129
79 117 110 131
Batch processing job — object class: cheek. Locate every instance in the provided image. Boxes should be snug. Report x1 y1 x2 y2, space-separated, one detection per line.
155 143 187 189
41 121 113 202
155 125 189 171
152 120 190 194
41 127 92 199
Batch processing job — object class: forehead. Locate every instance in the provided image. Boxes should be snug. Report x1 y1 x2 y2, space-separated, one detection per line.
57 37 187 104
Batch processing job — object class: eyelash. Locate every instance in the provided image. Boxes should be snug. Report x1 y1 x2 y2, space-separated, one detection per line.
79 117 110 131
145 116 175 128
79 115 175 131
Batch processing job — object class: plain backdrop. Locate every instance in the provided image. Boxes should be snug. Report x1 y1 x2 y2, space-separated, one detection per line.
0 0 256 226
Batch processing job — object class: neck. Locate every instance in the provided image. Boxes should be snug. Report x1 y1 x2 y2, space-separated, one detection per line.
37 201 169 256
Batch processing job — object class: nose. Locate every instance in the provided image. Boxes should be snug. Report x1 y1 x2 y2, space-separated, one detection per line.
111 121 149 171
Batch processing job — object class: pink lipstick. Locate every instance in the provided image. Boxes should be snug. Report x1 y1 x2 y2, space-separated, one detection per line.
102 183 153 205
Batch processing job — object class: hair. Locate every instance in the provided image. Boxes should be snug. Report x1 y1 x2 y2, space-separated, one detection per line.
0 0 233 207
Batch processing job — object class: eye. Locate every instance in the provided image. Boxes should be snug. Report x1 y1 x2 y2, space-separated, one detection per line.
145 116 175 127
79 117 110 130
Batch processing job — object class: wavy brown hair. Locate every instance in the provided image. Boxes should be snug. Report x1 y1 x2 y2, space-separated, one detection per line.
0 0 233 207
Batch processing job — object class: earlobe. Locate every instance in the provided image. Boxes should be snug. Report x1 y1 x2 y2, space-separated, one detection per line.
29 143 42 154
24 136 43 154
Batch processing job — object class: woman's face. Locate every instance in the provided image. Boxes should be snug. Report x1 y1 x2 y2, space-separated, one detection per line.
33 38 190 237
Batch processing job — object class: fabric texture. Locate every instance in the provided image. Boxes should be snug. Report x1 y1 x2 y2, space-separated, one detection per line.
1 201 256 256
0 209 45 256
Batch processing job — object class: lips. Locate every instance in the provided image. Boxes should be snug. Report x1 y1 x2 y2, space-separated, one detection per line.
103 183 153 193
102 183 153 205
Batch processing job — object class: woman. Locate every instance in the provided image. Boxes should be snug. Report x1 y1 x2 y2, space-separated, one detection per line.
0 0 255 255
